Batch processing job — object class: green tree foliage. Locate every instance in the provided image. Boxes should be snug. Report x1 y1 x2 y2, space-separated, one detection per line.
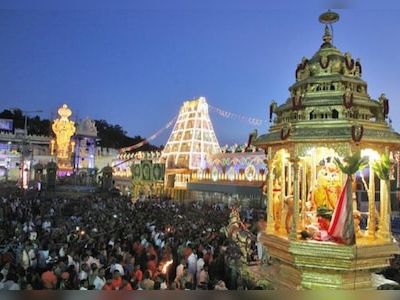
94 119 159 150
334 151 368 175
0 109 51 136
372 153 390 180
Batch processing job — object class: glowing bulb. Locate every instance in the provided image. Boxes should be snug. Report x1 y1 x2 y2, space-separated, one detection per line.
361 149 380 162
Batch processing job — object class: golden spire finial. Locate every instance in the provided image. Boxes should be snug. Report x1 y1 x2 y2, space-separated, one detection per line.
323 25 332 43
57 104 72 119
319 10 339 44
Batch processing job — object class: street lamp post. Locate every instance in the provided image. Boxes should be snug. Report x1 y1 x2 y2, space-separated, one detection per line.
5 141 11 182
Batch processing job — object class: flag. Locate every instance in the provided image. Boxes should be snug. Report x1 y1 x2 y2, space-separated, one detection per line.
328 177 356 245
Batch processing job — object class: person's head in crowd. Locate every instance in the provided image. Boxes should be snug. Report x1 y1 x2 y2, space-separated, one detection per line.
113 270 121 279
91 263 98 273
121 275 130 287
80 263 89 276
105 273 113 284
98 267 105 278
143 270 152 280
117 254 123 263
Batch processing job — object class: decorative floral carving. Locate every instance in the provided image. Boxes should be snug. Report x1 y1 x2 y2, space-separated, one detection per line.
319 55 330 69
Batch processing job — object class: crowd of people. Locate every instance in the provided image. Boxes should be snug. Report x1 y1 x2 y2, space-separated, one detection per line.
0 191 263 290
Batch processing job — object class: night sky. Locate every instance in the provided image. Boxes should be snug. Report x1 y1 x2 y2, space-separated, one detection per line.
1 1 400 147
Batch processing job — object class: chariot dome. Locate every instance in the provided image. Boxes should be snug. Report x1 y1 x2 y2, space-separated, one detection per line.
253 11 400 289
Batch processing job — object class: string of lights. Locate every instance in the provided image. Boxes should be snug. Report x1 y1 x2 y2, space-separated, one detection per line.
119 103 265 154
208 104 267 127
119 115 178 153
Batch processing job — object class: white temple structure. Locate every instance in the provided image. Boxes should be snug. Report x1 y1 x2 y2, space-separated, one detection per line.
162 97 221 170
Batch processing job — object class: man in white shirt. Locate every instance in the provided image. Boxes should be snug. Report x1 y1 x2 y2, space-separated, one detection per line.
93 268 106 290
187 251 197 282
79 263 89 281
196 253 205 285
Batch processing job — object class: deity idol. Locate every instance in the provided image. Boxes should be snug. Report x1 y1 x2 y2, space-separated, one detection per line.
311 162 342 210
52 104 76 165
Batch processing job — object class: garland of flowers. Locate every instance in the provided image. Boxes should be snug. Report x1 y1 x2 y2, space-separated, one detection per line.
342 92 354 109
319 56 330 69
351 125 364 143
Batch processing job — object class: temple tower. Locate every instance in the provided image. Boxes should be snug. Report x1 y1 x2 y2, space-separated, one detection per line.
162 97 221 196
163 97 220 170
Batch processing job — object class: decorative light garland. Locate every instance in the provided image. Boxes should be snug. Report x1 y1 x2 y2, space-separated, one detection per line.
119 115 178 153
120 103 266 154
208 104 267 127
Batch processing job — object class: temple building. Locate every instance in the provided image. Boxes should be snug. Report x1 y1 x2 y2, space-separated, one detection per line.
253 11 400 289
0 129 51 183
113 97 268 204
162 97 221 198
73 117 98 185
188 142 267 208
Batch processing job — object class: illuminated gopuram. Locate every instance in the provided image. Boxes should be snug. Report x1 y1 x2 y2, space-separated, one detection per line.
253 11 400 289
162 97 221 198
51 104 76 175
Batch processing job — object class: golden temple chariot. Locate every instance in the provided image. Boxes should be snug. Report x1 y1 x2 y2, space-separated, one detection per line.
253 11 400 289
